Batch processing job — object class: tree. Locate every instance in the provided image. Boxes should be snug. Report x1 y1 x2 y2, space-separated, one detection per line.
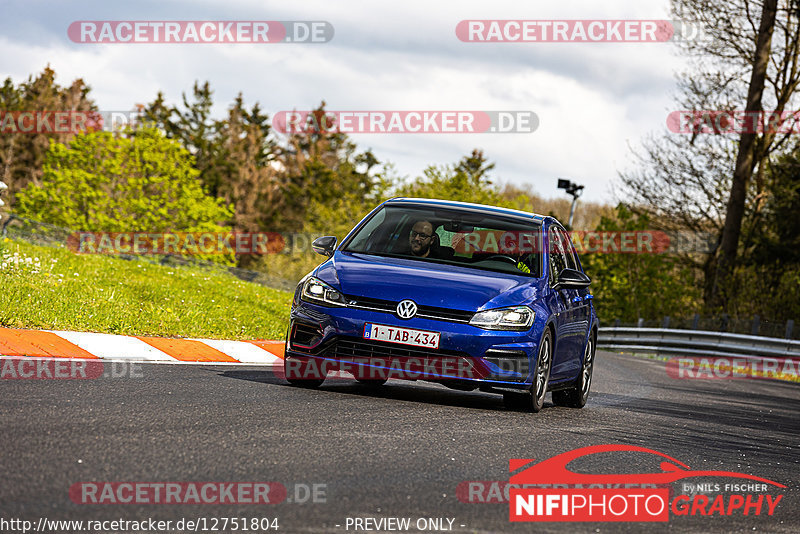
715 0 779 305
619 0 800 312
144 81 228 197
277 102 389 235
729 144 800 320
15 128 232 237
214 94 283 233
455 148 496 186
398 150 505 205
250 103 391 280
0 66 96 207
753 147 800 264
580 205 701 322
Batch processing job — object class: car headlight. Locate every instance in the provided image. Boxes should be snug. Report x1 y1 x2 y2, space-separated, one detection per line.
469 306 534 330
300 276 347 307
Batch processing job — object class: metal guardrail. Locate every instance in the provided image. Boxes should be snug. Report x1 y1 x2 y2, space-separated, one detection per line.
598 327 800 361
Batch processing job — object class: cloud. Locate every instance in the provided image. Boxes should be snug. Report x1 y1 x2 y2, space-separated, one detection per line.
1 0 687 202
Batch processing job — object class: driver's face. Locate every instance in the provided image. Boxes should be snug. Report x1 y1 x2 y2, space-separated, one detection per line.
409 221 434 256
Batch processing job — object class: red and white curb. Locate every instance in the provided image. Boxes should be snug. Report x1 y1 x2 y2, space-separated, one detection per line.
0 327 284 365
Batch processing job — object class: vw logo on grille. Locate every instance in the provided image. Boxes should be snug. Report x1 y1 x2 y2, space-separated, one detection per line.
396 299 418 319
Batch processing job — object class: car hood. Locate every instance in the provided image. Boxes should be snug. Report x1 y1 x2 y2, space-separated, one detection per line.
315 251 542 311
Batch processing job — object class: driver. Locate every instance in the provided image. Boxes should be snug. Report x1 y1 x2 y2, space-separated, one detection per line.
407 220 455 260
409 220 436 258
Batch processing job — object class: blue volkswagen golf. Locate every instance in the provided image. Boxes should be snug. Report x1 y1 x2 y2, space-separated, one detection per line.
284 198 598 412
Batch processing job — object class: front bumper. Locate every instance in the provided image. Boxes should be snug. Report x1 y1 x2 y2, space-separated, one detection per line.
285 301 542 388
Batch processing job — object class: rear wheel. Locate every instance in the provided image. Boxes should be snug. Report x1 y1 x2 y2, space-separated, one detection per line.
552 334 595 408
525 329 553 413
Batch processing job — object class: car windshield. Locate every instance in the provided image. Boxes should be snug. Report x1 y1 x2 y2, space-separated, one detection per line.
342 204 543 277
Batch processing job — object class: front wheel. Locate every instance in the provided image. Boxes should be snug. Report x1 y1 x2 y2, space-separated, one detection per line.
526 329 553 413
284 356 325 388
552 334 595 408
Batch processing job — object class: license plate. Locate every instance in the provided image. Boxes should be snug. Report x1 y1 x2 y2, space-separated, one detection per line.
363 323 440 349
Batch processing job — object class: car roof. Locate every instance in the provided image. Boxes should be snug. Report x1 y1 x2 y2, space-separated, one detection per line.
384 197 552 225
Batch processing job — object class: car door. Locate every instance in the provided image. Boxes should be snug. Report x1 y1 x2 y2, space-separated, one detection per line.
564 234 591 363
547 225 577 380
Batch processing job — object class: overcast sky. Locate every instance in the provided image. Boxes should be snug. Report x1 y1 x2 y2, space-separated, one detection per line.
1 0 687 203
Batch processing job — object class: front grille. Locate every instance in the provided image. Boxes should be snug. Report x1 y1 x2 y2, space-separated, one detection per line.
327 336 467 360
322 337 487 379
345 295 474 323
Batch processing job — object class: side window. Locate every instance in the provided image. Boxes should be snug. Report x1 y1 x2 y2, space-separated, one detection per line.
549 228 568 282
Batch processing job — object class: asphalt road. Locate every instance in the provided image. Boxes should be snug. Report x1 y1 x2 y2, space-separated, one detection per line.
1 351 798 533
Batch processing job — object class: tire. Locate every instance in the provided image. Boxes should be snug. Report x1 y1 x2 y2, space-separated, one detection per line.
355 378 388 386
286 377 324 388
552 334 595 408
284 356 325 388
526 328 553 413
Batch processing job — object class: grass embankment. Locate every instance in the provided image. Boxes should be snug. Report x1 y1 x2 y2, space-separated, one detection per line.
0 238 294 340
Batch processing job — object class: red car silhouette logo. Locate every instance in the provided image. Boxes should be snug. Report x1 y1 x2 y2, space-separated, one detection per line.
510 444 785 487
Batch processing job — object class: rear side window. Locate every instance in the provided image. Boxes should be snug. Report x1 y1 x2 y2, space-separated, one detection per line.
559 228 578 270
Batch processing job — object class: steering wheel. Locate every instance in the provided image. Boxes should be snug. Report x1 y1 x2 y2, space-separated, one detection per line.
484 254 518 265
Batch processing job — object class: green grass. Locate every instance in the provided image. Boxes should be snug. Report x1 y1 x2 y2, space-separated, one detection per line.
0 238 294 340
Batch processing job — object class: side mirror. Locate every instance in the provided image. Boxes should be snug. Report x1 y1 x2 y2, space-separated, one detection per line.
312 236 337 257
555 268 591 289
